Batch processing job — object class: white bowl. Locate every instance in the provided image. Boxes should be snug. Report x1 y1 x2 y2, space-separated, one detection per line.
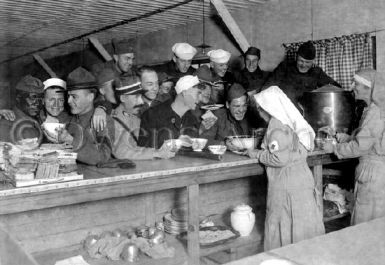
164 139 183 151
42 122 65 137
260 259 294 265
191 138 208 151
208 145 227 155
227 136 255 150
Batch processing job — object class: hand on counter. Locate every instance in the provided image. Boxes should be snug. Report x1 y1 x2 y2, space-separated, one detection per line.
156 142 176 159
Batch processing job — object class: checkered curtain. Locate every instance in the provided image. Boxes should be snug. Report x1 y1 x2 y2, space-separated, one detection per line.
284 33 373 89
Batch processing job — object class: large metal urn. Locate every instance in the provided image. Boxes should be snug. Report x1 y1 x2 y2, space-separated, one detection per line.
302 87 355 134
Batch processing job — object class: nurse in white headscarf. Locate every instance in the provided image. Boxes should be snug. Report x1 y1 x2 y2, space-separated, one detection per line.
322 69 385 225
248 86 325 251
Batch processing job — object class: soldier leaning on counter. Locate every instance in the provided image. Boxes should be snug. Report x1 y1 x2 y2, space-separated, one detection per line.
57 67 114 166
138 75 202 149
200 83 252 150
112 78 174 160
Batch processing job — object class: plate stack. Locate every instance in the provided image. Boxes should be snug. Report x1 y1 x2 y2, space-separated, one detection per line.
0 142 5 170
163 208 188 235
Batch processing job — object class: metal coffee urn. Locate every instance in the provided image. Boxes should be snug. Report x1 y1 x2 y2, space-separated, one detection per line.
302 85 355 134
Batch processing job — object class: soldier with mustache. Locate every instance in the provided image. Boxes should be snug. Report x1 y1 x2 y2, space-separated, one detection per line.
112 78 174 160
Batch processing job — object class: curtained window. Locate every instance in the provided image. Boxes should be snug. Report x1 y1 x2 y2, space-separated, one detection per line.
283 33 374 90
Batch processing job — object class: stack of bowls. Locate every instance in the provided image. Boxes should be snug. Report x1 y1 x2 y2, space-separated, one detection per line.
163 208 188 235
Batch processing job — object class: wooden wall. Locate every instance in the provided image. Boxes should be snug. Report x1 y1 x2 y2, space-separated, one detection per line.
0 176 267 254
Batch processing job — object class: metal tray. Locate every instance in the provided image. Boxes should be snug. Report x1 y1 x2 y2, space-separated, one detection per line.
178 225 240 248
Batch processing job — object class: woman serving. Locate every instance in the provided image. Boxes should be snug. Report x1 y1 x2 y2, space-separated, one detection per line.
322 69 385 225
247 86 325 250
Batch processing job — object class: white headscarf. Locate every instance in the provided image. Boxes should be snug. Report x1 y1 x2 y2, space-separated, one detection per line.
254 86 315 151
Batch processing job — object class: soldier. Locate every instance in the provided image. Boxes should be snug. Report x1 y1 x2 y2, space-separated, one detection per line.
0 75 44 143
195 49 235 104
58 67 115 165
112 79 174 160
200 83 252 149
154 42 197 81
138 75 202 148
265 41 340 110
234 46 269 96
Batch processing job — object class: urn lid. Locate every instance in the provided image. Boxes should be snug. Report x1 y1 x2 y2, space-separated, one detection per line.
233 204 253 213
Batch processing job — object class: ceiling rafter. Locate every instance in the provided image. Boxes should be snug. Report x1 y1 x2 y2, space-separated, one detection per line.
0 0 268 64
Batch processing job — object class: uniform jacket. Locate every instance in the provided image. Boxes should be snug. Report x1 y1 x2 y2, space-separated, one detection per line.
194 65 236 104
264 60 340 109
67 109 114 165
233 67 270 93
200 108 251 145
138 99 200 148
154 60 195 82
112 105 157 160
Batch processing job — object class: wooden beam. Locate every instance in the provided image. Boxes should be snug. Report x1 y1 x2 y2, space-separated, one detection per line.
32 54 57 78
210 0 250 53
187 184 200 265
88 37 112 62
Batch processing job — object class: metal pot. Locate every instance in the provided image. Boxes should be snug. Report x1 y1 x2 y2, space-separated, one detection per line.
302 90 355 134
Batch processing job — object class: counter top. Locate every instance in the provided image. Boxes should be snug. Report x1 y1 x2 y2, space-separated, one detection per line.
0 150 338 215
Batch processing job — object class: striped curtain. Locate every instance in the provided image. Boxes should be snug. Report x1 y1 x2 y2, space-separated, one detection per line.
284 33 373 89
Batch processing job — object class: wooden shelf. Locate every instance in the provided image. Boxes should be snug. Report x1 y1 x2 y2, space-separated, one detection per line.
34 227 263 265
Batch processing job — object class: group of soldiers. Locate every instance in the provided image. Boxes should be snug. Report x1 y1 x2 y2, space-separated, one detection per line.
0 38 340 165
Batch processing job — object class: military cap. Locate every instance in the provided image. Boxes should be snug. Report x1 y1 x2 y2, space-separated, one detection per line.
157 72 174 84
172 43 197 60
112 38 134 55
226 83 247 103
66 67 97 91
207 49 231 64
297 41 316 60
244 46 261 58
43 78 66 90
175 75 200 94
115 78 143 96
97 68 116 86
16 75 44 94
195 66 216 83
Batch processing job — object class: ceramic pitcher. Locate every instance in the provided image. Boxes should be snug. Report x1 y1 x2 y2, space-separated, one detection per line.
230 204 255 236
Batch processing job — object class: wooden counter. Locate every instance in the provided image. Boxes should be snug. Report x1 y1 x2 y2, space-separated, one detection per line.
0 150 346 265
224 216 385 265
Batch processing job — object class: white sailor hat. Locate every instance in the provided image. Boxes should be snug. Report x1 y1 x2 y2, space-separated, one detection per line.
175 75 200 94
172 43 197 60
43 78 67 90
207 49 231 64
